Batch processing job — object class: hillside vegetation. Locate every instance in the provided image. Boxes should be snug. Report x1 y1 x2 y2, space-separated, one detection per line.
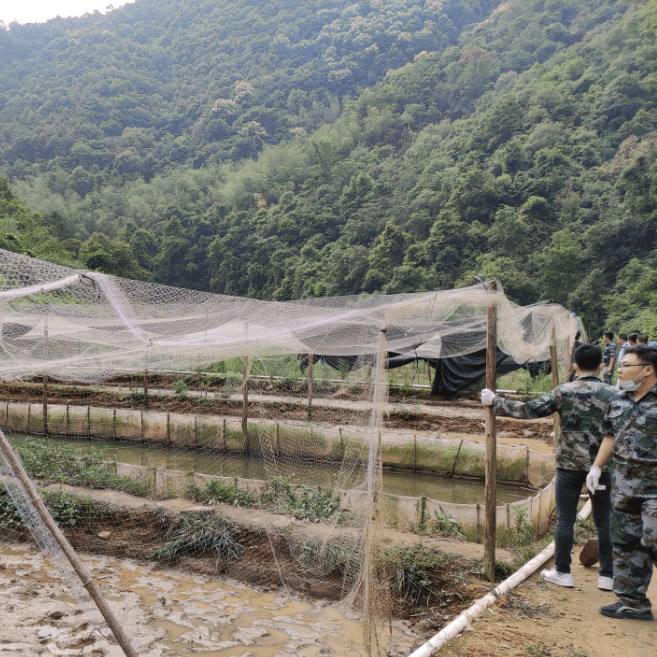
2 0 657 336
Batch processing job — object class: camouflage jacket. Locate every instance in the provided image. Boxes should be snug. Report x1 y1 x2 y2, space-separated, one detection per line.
493 375 616 471
600 384 657 471
603 342 617 371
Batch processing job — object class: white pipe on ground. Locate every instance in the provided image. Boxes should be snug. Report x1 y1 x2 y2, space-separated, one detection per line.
408 499 593 657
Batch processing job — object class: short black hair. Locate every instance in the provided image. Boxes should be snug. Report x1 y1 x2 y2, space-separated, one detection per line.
629 332 639 343
625 345 657 372
575 330 581 341
574 344 602 371
638 333 649 344
603 331 614 340
619 334 628 341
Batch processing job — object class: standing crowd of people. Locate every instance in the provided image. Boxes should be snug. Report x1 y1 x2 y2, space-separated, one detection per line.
481 331 657 621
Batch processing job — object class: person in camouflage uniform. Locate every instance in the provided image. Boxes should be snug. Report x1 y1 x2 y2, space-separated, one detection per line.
481 344 616 590
602 331 617 385
588 345 657 620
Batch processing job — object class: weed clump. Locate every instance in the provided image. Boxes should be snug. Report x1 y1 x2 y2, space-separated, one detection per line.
153 511 244 564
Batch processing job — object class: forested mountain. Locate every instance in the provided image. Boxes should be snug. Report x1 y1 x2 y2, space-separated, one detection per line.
2 0 657 337
0 0 492 181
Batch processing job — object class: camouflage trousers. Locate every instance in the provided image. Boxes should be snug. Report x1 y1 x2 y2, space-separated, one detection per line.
611 468 657 609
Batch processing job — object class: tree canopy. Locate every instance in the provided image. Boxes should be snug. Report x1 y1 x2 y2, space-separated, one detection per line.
2 0 657 337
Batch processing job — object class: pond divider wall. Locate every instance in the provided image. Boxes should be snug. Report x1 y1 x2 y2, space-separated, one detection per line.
107 460 555 537
0 401 556 534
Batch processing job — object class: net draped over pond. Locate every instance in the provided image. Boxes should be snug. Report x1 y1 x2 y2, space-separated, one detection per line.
0 248 575 655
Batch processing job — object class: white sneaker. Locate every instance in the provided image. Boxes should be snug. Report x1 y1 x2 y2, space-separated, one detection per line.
540 568 574 588
598 575 614 591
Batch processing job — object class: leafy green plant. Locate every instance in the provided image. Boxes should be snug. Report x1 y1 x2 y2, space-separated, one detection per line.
426 507 465 539
0 490 25 530
512 507 537 546
261 476 353 524
172 379 188 399
523 642 553 657
187 478 258 507
17 439 151 497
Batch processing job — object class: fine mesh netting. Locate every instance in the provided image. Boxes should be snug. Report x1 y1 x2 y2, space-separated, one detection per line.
0 248 576 655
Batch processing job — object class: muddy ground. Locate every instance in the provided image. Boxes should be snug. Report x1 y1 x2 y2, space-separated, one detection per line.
0 541 419 657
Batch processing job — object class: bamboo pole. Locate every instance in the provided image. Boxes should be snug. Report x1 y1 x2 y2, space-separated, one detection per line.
0 428 138 657
550 326 561 444
483 280 498 582
307 353 314 422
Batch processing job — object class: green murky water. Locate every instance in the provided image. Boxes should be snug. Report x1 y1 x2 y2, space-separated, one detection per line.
8 432 534 505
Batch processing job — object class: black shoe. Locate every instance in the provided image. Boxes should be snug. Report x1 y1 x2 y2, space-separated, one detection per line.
600 602 654 621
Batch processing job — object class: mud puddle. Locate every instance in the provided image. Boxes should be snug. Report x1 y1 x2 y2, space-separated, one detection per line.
0 543 416 656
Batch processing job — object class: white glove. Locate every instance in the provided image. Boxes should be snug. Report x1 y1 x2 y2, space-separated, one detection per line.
586 466 602 495
480 388 496 406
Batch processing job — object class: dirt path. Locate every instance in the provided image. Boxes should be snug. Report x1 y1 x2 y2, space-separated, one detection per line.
436 544 657 657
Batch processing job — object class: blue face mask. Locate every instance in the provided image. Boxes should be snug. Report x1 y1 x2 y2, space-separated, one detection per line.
619 366 648 392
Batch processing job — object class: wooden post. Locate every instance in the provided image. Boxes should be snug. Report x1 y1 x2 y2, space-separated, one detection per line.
483 280 498 582
42 314 48 435
550 326 561 444
0 428 139 657
242 354 249 453
307 353 314 422
143 362 149 411
42 375 48 435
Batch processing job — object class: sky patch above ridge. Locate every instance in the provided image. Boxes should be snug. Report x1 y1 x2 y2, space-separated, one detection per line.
1 1 134 25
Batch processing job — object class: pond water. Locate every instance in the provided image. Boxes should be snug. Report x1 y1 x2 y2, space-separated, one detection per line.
8 432 536 505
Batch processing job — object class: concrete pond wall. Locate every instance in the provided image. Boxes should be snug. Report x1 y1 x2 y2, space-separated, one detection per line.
0 401 556 535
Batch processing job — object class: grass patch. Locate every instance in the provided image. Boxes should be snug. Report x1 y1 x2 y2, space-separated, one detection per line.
153 511 245 565
385 544 471 609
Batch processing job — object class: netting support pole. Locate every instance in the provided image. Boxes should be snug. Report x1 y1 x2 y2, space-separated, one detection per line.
42 375 48 435
43 314 48 435
483 280 498 582
143 363 148 411
550 326 561 444
242 355 249 453
307 353 314 422
0 428 139 657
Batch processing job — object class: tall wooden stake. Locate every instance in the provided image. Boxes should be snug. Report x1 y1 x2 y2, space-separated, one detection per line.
242 353 250 453
43 314 48 434
143 361 149 411
0 428 138 657
550 326 561 444
307 353 314 422
483 280 498 582
42 375 48 434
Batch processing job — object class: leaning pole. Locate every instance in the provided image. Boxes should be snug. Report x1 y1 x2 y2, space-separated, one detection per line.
0 428 139 657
